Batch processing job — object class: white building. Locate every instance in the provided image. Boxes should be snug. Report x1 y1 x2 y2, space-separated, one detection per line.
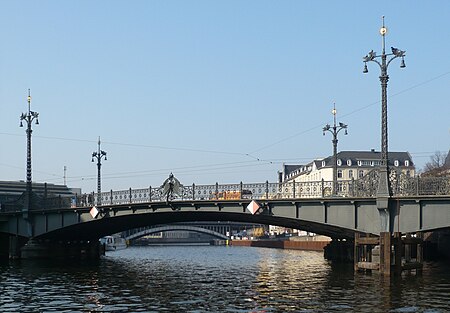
281 150 415 183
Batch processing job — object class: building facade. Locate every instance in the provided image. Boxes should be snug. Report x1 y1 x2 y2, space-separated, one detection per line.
281 150 415 183
0 181 79 211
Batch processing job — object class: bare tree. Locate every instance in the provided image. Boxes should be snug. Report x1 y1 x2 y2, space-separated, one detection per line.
422 150 450 176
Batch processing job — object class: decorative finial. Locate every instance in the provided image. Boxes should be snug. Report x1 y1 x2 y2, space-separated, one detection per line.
380 16 387 36
331 103 337 116
27 89 31 104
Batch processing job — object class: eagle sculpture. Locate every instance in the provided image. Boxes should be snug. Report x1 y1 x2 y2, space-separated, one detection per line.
161 173 183 203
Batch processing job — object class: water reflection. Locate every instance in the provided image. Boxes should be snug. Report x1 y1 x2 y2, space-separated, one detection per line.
0 246 449 312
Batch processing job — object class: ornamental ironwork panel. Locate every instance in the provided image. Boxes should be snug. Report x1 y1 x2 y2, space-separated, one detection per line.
195 184 217 200
275 182 294 199
354 169 379 198
150 186 163 201
336 180 352 197
390 172 417 196
267 183 281 199
243 183 267 199
130 188 151 203
181 185 194 200
418 176 450 196
298 181 326 198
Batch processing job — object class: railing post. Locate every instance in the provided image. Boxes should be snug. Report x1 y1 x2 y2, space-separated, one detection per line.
240 181 243 200
129 188 132 203
110 189 113 205
416 176 420 196
192 183 195 200
215 182 219 200
44 182 48 209
265 180 269 199
321 179 325 198
149 186 152 202
292 180 296 199
351 178 355 197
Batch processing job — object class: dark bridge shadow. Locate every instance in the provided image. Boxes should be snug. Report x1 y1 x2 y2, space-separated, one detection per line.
36 211 355 241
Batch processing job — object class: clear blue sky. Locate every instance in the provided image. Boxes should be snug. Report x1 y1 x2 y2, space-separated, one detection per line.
1 1 449 193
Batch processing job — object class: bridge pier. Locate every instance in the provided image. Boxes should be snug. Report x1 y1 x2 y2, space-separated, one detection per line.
0 234 28 259
354 232 423 276
20 239 102 260
323 239 353 262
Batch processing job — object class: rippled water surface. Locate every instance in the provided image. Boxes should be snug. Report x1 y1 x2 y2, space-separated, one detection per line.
0 245 449 312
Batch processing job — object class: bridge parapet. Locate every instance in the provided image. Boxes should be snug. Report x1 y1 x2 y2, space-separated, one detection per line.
68 172 449 208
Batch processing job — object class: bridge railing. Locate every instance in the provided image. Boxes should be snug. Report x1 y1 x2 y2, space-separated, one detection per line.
77 179 358 207
390 174 450 196
73 172 450 208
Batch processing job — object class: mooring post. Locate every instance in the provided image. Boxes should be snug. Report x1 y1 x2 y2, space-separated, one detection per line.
380 232 391 275
417 232 423 274
354 232 360 271
394 232 402 275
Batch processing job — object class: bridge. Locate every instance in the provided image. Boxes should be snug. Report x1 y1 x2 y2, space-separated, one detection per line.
125 224 230 241
0 171 449 274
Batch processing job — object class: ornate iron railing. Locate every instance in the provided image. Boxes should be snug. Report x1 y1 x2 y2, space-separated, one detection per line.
70 170 450 208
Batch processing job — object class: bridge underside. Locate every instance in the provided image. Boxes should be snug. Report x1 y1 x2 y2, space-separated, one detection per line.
35 211 355 241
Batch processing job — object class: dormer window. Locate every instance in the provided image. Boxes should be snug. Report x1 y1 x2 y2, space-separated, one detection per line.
322 160 326 167
357 160 362 166
405 160 409 167
394 160 399 167
337 159 342 166
347 160 352 166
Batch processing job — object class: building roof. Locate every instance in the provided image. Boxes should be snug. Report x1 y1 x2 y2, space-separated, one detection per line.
320 150 414 168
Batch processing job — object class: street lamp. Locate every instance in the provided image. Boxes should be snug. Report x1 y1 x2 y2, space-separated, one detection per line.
19 89 39 214
323 104 348 196
92 137 107 205
363 16 406 197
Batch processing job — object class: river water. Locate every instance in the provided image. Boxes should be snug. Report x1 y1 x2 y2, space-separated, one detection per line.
0 245 449 312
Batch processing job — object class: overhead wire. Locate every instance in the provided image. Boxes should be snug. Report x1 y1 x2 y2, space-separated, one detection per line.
0 70 449 185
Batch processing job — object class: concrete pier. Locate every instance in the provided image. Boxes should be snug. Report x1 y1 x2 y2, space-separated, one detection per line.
20 239 102 260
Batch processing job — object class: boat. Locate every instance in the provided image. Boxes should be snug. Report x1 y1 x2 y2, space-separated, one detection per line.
100 235 128 251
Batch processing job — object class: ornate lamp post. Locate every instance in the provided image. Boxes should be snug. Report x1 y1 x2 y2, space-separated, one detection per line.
323 104 348 196
19 89 39 215
363 16 406 197
92 137 107 205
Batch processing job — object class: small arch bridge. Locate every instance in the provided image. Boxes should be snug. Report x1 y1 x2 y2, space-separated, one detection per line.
125 225 229 241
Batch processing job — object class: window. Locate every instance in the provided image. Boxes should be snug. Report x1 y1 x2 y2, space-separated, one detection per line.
394 160 399 167
322 160 326 167
405 160 410 167
359 170 364 178
357 160 362 166
349 170 354 179
347 159 352 166
337 159 342 166
337 170 343 178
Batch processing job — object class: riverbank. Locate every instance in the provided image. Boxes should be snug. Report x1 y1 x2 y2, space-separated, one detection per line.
231 237 331 251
